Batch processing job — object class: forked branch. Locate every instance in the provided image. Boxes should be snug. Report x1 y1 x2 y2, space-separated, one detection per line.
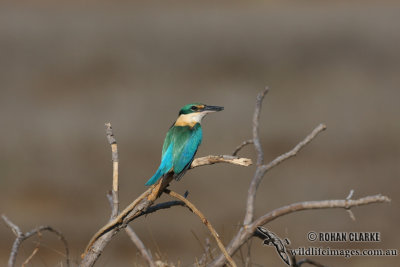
105 123 155 267
2 215 70 267
82 151 251 266
209 88 390 267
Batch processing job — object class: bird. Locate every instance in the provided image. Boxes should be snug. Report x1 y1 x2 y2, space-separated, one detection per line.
145 103 224 186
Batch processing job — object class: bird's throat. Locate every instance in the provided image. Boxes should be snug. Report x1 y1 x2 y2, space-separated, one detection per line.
174 112 205 127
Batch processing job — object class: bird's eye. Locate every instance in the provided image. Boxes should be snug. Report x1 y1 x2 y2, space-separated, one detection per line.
191 106 198 111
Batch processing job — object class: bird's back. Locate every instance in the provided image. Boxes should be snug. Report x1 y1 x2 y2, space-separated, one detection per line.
171 123 202 176
145 123 202 185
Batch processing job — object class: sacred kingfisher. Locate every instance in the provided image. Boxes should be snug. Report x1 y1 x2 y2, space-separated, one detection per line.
145 103 224 186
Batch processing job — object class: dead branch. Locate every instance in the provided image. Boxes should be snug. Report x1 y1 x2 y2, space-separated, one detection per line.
21 246 39 267
81 88 391 267
164 189 237 267
81 153 251 266
210 193 390 267
105 123 156 267
209 88 390 267
191 155 252 168
252 194 390 229
232 139 253 156
244 123 326 225
252 87 269 166
2 214 70 267
105 123 119 218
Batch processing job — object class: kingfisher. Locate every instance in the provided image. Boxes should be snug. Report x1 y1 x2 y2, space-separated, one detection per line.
145 103 224 186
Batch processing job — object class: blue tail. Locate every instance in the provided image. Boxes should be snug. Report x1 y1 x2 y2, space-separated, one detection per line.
145 143 174 186
145 169 164 186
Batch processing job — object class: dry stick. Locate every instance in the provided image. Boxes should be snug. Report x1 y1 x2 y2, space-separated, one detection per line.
164 189 237 267
232 139 253 156
243 87 270 226
210 88 388 267
105 123 119 218
2 215 70 267
82 154 252 261
210 194 390 267
105 123 156 267
244 123 327 225
253 87 269 166
191 155 252 169
245 88 327 226
251 194 391 230
21 247 39 267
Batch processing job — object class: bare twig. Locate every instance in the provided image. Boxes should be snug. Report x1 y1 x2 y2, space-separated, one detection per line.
253 87 269 166
243 87 269 226
260 123 327 173
346 189 356 221
164 189 237 267
2 215 70 267
253 195 390 228
210 194 390 267
83 88 391 267
244 123 326 225
105 123 156 267
191 155 252 168
22 247 39 267
232 139 253 156
105 123 119 218
209 87 390 267
82 154 251 264
125 226 155 265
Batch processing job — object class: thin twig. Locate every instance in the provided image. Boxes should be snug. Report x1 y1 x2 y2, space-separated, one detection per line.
2 215 70 267
243 87 269 226
346 189 356 221
105 123 156 267
22 247 39 267
210 194 390 267
105 123 119 218
260 123 327 173
125 226 156 266
191 155 252 169
82 153 251 262
253 86 269 166
232 139 253 156
244 123 326 225
164 189 237 267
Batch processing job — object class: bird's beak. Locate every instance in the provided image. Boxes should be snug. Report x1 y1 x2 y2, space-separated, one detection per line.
203 105 224 112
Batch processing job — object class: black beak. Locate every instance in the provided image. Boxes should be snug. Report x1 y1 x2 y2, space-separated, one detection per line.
204 105 224 112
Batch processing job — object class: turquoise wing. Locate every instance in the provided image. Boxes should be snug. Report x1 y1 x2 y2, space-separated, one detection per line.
145 127 175 186
172 124 203 177
145 124 203 185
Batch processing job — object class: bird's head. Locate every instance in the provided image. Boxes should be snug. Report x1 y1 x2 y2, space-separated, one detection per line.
175 103 224 127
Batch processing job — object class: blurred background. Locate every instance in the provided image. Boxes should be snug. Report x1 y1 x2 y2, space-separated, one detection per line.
0 1 399 266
